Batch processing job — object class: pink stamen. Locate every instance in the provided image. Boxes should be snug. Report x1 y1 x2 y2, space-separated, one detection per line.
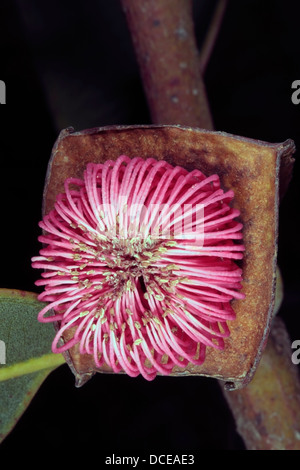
32 155 245 380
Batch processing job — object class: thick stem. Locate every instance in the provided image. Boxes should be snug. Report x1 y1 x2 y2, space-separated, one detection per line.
121 0 213 129
223 316 300 450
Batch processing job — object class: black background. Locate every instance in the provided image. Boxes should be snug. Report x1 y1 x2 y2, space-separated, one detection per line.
0 0 299 451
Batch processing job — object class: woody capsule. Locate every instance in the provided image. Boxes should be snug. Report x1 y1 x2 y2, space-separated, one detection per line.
32 124 295 390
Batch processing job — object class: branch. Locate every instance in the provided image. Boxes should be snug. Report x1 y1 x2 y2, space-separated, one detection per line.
199 0 228 75
223 316 300 450
121 0 213 129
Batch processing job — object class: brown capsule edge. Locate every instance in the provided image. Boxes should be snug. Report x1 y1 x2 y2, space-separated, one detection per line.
42 124 295 389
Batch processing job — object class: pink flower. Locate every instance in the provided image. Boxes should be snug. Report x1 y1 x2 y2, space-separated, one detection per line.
32 155 245 380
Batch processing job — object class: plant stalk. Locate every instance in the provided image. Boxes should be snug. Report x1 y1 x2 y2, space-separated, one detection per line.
121 0 213 129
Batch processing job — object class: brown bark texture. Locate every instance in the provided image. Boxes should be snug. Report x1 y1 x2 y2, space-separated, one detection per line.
121 0 213 129
223 316 300 450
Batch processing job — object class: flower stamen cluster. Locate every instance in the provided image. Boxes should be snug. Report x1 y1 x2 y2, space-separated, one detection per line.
32 155 245 380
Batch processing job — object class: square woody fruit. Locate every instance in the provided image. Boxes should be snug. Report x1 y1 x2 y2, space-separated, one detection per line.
38 124 295 390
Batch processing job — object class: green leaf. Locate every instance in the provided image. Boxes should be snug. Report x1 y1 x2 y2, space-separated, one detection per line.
0 288 65 443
